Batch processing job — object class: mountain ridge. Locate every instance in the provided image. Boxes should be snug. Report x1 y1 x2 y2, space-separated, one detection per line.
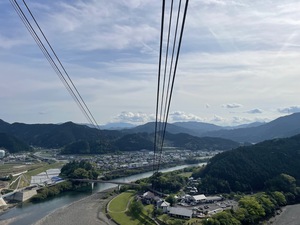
0 120 240 153
202 113 300 143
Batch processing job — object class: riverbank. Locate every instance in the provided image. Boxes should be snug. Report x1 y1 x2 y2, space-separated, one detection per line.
33 188 118 225
0 204 16 217
0 164 198 224
266 204 300 225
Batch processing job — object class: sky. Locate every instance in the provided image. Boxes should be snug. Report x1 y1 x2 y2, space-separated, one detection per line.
1 0 300 126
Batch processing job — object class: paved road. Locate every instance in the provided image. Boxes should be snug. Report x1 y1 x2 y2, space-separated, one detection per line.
268 204 300 225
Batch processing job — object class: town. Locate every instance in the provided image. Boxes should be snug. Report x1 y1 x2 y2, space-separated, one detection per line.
1 148 219 173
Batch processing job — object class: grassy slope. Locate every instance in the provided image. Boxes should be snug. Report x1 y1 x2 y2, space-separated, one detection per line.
108 191 156 225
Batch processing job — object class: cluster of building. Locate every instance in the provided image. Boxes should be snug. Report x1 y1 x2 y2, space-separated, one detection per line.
140 190 235 220
58 149 220 171
0 148 222 176
0 152 35 164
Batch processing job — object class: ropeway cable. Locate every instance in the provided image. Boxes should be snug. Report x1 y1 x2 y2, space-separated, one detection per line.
153 0 189 172
10 0 100 130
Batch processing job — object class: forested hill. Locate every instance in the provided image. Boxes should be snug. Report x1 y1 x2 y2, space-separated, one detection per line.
0 132 32 153
0 120 120 148
0 119 239 153
61 132 240 154
194 134 300 193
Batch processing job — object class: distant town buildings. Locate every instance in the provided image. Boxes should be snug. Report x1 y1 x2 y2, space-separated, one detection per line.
57 149 219 172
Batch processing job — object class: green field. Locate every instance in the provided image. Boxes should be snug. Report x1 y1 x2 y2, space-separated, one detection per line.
108 191 156 225
178 172 193 178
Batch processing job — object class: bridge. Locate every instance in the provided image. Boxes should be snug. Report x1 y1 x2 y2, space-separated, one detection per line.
70 179 140 186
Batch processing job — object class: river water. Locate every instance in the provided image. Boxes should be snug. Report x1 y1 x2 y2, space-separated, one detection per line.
0 164 203 225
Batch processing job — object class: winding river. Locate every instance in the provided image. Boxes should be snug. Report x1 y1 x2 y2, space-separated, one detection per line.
0 164 204 225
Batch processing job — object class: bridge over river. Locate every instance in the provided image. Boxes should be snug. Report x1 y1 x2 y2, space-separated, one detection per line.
70 178 140 186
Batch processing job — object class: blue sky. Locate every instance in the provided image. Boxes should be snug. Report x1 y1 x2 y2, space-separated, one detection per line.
1 0 300 126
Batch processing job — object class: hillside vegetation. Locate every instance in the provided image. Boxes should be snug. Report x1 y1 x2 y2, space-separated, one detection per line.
193 134 300 194
0 119 240 153
0 132 32 153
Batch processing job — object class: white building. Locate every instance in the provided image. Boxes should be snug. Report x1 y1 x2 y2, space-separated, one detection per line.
168 207 193 219
30 168 61 186
192 194 206 203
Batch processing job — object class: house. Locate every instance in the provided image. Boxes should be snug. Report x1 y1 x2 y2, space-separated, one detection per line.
143 191 155 199
157 200 170 213
142 191 161 204
192 194 206 203
205 196 223 203
168 207 193 219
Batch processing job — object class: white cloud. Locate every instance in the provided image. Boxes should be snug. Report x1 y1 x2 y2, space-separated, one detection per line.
113 111 154 123
0 35 28 49
231 116 252 125
246 109 263 114
43 0 159 52
169 111 203 122
210 115 225 123
278 106 300 114
2 1 300 125
222 103 243 109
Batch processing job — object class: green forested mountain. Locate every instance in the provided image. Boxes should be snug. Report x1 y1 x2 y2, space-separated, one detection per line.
126 122 198 135
0 120 120 148
61 131 239 154
194 134 300 193
0 119 239 153
0 132 32 153
165 132 239 150
202 112 300 143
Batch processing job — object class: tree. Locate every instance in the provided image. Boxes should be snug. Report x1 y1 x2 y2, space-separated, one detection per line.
72 168 89 179
214 211 241 225
129 199 143 217
203 218 220 225
171 219 184 225
269 191 286 206
265 173 297 193
239 196 265 224
234 208 247 221
161 214 169 223
255 193 275 217
165 194 176 206
60 160 99 179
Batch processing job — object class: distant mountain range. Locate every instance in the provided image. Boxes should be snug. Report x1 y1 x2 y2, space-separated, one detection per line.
0 119 239 153
1 112 300 153
82 122 135 130
201 113 300 143
126 121 265 136
125 113 300 143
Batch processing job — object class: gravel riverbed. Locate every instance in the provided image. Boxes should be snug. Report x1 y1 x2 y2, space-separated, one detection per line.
267 204 300 225
33 189 118 225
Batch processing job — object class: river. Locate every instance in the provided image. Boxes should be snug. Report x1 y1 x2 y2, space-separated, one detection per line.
0 164 203 225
